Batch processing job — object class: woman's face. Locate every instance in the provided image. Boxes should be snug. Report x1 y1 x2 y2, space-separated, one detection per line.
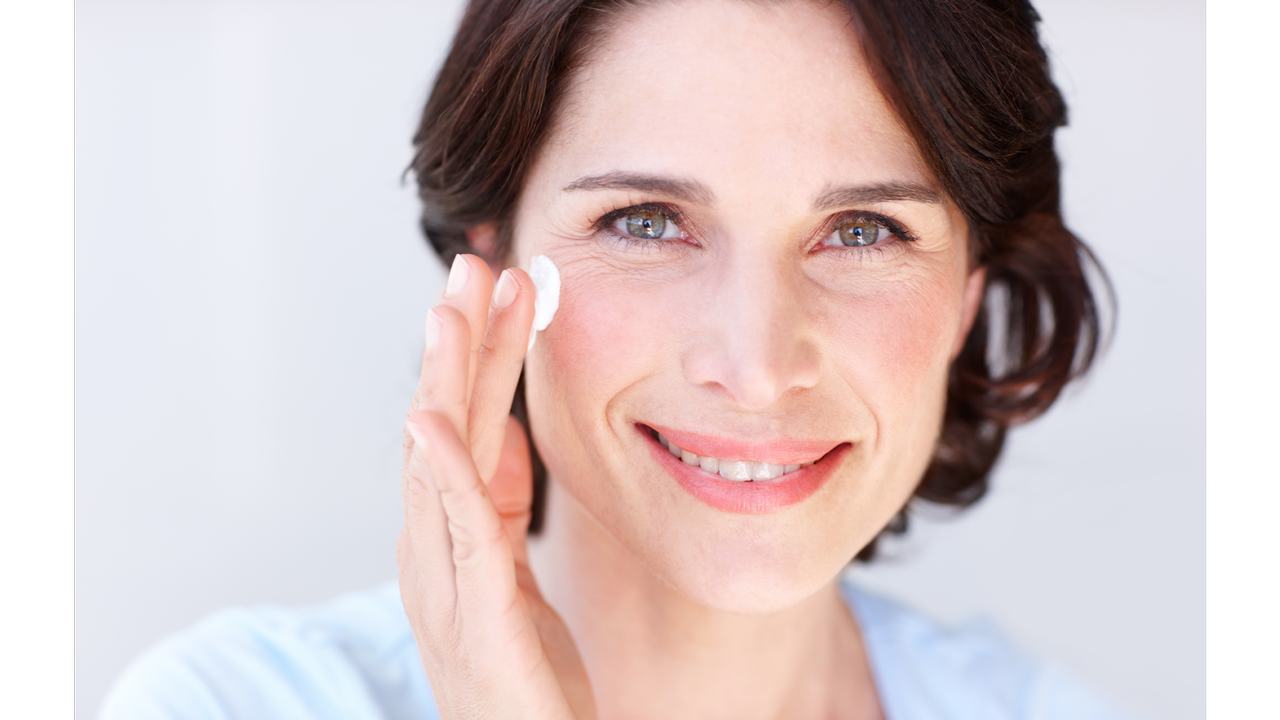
511 0 983 614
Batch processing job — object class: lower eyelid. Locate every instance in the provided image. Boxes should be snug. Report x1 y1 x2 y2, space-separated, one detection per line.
813 235 910 262
600 226 671 252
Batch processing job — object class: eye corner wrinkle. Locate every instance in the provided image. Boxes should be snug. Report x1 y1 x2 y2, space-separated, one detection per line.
527 254 561 350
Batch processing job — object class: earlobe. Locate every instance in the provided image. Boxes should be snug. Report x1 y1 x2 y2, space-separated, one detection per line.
951 267 987 361
465 222 504 281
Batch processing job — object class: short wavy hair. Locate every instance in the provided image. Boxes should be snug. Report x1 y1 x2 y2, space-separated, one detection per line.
409 0 1111 561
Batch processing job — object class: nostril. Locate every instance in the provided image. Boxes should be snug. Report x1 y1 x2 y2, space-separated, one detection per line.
681 327 821 411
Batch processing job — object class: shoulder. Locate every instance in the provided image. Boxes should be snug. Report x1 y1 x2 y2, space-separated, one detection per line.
98 582 439 720
840 577 1137 720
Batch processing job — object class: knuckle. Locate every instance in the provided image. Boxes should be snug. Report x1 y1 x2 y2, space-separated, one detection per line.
402 468 435 509
477 330 502 360
446 509 505 570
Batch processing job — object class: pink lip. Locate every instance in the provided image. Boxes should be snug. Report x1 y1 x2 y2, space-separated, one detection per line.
641 425 850 514
646 425 841 466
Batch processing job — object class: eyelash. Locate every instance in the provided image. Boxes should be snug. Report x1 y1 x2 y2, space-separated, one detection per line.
819 211 917 258
595 202 691 251
593 204 917 256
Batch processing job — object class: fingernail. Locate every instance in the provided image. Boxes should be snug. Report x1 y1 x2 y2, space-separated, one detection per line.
425 309 442 351
444 255 470 298
405 416 426 447
492 269 518 310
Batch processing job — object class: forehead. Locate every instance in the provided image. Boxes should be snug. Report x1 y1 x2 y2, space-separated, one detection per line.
538 0 931 201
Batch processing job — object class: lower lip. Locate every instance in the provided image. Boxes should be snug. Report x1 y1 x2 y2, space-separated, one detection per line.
644 431 849 514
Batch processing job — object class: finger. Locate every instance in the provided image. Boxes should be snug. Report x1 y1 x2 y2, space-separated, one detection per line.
396 527 440 627
400 416 460 622
438 254 495 410
408 410 520 618
468 268 537 482
413 305 472 445
489 415 534 565
408 254 492 418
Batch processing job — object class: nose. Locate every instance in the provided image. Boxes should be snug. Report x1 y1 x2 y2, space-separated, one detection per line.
681 255 821 410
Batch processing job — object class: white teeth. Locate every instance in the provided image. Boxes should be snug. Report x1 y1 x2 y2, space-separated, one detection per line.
752 462 785 480
655 432 814 481
719 460 753 481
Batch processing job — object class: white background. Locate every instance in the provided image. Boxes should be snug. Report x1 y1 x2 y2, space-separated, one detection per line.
74 1 1205 718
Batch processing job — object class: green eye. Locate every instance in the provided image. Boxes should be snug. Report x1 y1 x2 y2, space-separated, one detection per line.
837 218 887 247
625 211 668 240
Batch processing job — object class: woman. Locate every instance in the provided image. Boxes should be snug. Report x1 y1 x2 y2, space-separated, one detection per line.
102 0 1126 717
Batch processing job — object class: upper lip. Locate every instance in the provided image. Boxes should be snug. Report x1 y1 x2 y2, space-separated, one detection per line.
641 423 845 466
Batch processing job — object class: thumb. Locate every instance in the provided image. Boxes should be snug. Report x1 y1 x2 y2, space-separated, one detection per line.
489 416 534 559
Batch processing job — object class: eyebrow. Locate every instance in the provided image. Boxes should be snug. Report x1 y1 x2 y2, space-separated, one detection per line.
563 174 941 211
812 182 943 211
563 173 715 205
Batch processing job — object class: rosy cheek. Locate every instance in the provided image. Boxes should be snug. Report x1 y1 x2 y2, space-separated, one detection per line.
536 274 670 412
827 281 960 414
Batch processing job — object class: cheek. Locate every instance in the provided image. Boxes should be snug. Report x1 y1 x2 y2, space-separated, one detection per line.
821 275 961 424
524 267 699 535
525 267 682 468
539 276 664 398
872 286 955 373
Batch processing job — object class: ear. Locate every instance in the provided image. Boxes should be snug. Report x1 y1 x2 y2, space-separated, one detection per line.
465 222 504 282
951 266 987 361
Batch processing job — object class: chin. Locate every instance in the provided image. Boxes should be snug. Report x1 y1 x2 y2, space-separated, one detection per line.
586 482 869 616
646 529 858 616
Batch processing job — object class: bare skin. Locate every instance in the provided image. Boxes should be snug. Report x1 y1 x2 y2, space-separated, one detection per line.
398 0 985 718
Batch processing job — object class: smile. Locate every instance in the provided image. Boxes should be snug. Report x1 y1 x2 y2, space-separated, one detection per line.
641 425 850 514
655 432 814 481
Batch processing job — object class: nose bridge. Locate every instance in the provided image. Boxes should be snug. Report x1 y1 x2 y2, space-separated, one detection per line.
683 243 820 409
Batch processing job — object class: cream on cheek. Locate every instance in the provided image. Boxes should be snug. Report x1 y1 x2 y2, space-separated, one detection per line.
520 257 752 603
527 254 561 350
536 263 680 433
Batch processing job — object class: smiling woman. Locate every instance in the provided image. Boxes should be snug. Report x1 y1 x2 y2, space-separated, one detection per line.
414 0 1103 566
500 0 989 622
98 0 1132 718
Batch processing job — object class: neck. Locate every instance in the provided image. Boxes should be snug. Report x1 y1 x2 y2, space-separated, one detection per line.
527 478 883 720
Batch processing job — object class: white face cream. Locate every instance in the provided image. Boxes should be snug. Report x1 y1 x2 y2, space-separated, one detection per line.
527 254 560 350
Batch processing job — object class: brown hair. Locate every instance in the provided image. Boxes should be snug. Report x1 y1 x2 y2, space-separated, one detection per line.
410 0 1111 560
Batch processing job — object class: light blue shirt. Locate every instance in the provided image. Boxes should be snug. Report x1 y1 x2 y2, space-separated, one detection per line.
100 576 1134 719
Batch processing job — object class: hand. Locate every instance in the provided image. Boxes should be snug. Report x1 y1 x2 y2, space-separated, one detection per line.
397 254 596 720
